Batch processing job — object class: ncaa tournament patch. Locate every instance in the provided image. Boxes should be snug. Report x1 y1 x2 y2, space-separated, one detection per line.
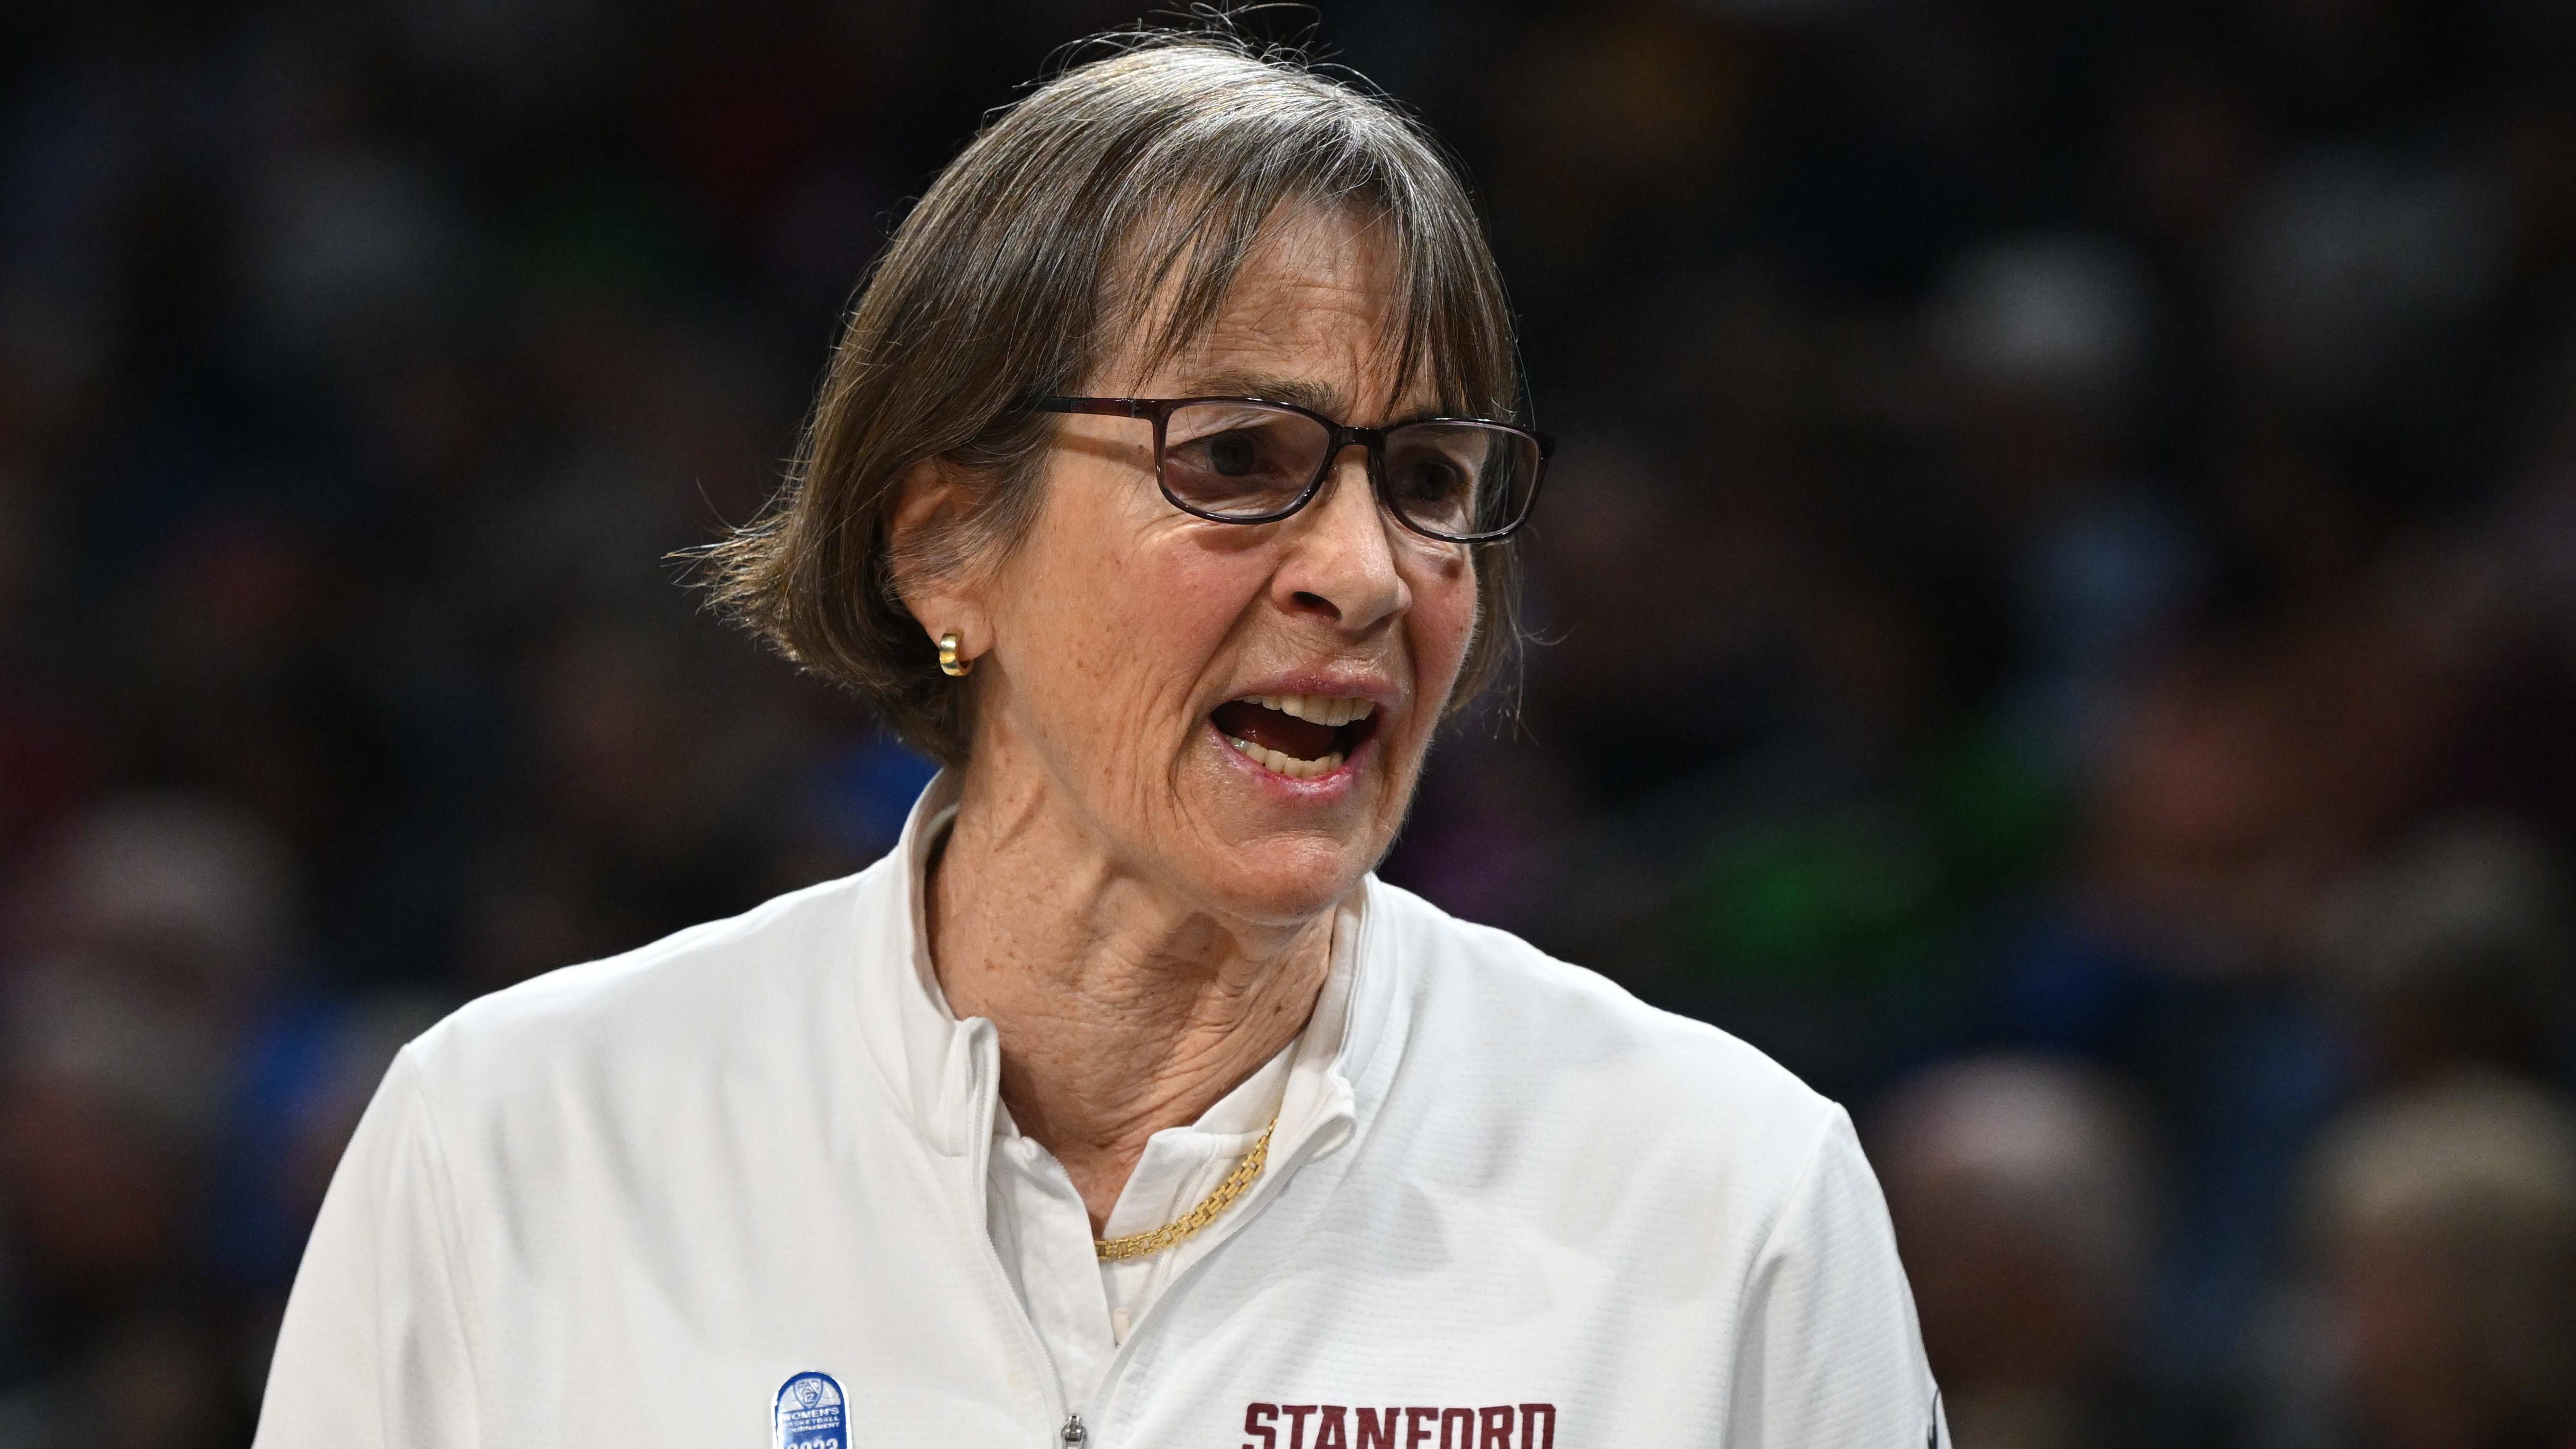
773 1372 847 1449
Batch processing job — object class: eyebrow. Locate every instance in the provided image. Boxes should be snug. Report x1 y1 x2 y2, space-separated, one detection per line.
1181 371 1347 417
1176 370 1443 426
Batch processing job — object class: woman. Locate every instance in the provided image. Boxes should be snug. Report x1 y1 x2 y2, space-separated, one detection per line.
258 34 1943 1449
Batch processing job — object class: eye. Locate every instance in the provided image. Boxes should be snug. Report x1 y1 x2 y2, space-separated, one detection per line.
1206 430 1261 477
1161 406 1324 516
1393 455 1468 505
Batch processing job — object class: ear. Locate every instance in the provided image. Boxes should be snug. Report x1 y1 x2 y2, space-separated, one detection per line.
886 453 992 659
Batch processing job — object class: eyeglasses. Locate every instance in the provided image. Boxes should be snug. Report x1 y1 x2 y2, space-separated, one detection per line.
1026 396 1551 543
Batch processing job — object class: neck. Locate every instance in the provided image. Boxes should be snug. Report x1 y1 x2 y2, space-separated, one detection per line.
926 766 1336 1232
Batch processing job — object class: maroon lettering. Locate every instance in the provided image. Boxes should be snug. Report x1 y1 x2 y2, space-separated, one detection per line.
1258 1401 1551 1449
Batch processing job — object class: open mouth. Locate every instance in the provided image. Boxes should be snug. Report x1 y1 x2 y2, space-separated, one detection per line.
1210 694 1381 780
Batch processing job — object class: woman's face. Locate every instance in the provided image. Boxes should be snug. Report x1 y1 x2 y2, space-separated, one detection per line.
947 209 1478 926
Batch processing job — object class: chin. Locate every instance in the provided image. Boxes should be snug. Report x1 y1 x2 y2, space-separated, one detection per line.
1189 834 1372 928
1164 743 1406 924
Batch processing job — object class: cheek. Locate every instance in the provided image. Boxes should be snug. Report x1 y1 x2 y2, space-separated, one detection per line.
1405 552 1480 699
1003 506 1259 744
1119 551 1263 704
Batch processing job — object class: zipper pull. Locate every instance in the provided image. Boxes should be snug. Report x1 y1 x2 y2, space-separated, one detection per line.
1061 1414 1088 1449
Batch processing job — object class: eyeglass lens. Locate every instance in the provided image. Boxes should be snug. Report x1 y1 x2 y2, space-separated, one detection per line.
1160 401 1538 540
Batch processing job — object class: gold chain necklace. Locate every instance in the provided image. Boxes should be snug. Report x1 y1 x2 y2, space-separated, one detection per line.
1093 1116 1278 1261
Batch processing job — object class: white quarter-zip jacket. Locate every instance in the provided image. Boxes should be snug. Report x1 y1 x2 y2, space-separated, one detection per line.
257 778 1946 1449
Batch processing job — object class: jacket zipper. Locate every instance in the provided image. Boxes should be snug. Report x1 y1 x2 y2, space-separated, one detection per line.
1069 1126 1342 1442
1018 1150 1304 1449
980 1063 1350 1449
954 1045 1080 1449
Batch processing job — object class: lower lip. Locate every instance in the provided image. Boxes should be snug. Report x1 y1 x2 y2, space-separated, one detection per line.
1205 718 1371 800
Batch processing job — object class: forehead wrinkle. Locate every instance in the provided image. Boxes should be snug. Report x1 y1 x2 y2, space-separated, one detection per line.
1174 368 1450 427
1148 282 1434 422
1103 199 1440 410
1177 370 1349 418
1107 187 1329 387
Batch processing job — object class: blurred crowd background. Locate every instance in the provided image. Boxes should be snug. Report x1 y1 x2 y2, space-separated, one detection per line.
4 0 2575 1445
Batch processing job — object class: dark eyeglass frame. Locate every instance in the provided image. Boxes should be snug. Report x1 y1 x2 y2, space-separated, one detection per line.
1025 395 1554 544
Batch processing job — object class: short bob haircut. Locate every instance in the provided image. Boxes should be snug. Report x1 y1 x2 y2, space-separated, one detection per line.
701 31 1527 766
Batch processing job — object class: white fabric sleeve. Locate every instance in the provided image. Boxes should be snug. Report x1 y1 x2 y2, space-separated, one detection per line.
1727 1106 1948 1448
254 1047 481 1449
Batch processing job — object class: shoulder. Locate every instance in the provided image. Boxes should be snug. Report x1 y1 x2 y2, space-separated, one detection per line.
1361 878 1844 1201
398 862 892 1134
1367 877 1833 1123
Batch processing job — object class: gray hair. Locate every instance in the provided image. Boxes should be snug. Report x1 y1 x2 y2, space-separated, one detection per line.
698 31 1526 765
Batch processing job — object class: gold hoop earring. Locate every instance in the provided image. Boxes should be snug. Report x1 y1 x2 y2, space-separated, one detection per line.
937 630 972 678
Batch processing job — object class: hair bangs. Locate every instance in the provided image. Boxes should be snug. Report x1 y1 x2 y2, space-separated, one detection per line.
1103 100 1513 423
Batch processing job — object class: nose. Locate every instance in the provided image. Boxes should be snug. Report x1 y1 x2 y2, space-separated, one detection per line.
1272 443 1409 634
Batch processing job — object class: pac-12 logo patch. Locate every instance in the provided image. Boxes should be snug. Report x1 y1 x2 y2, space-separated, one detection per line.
773 1372 846 1449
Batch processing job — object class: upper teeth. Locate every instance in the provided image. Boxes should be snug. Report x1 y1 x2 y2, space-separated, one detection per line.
1249 694 1376 726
